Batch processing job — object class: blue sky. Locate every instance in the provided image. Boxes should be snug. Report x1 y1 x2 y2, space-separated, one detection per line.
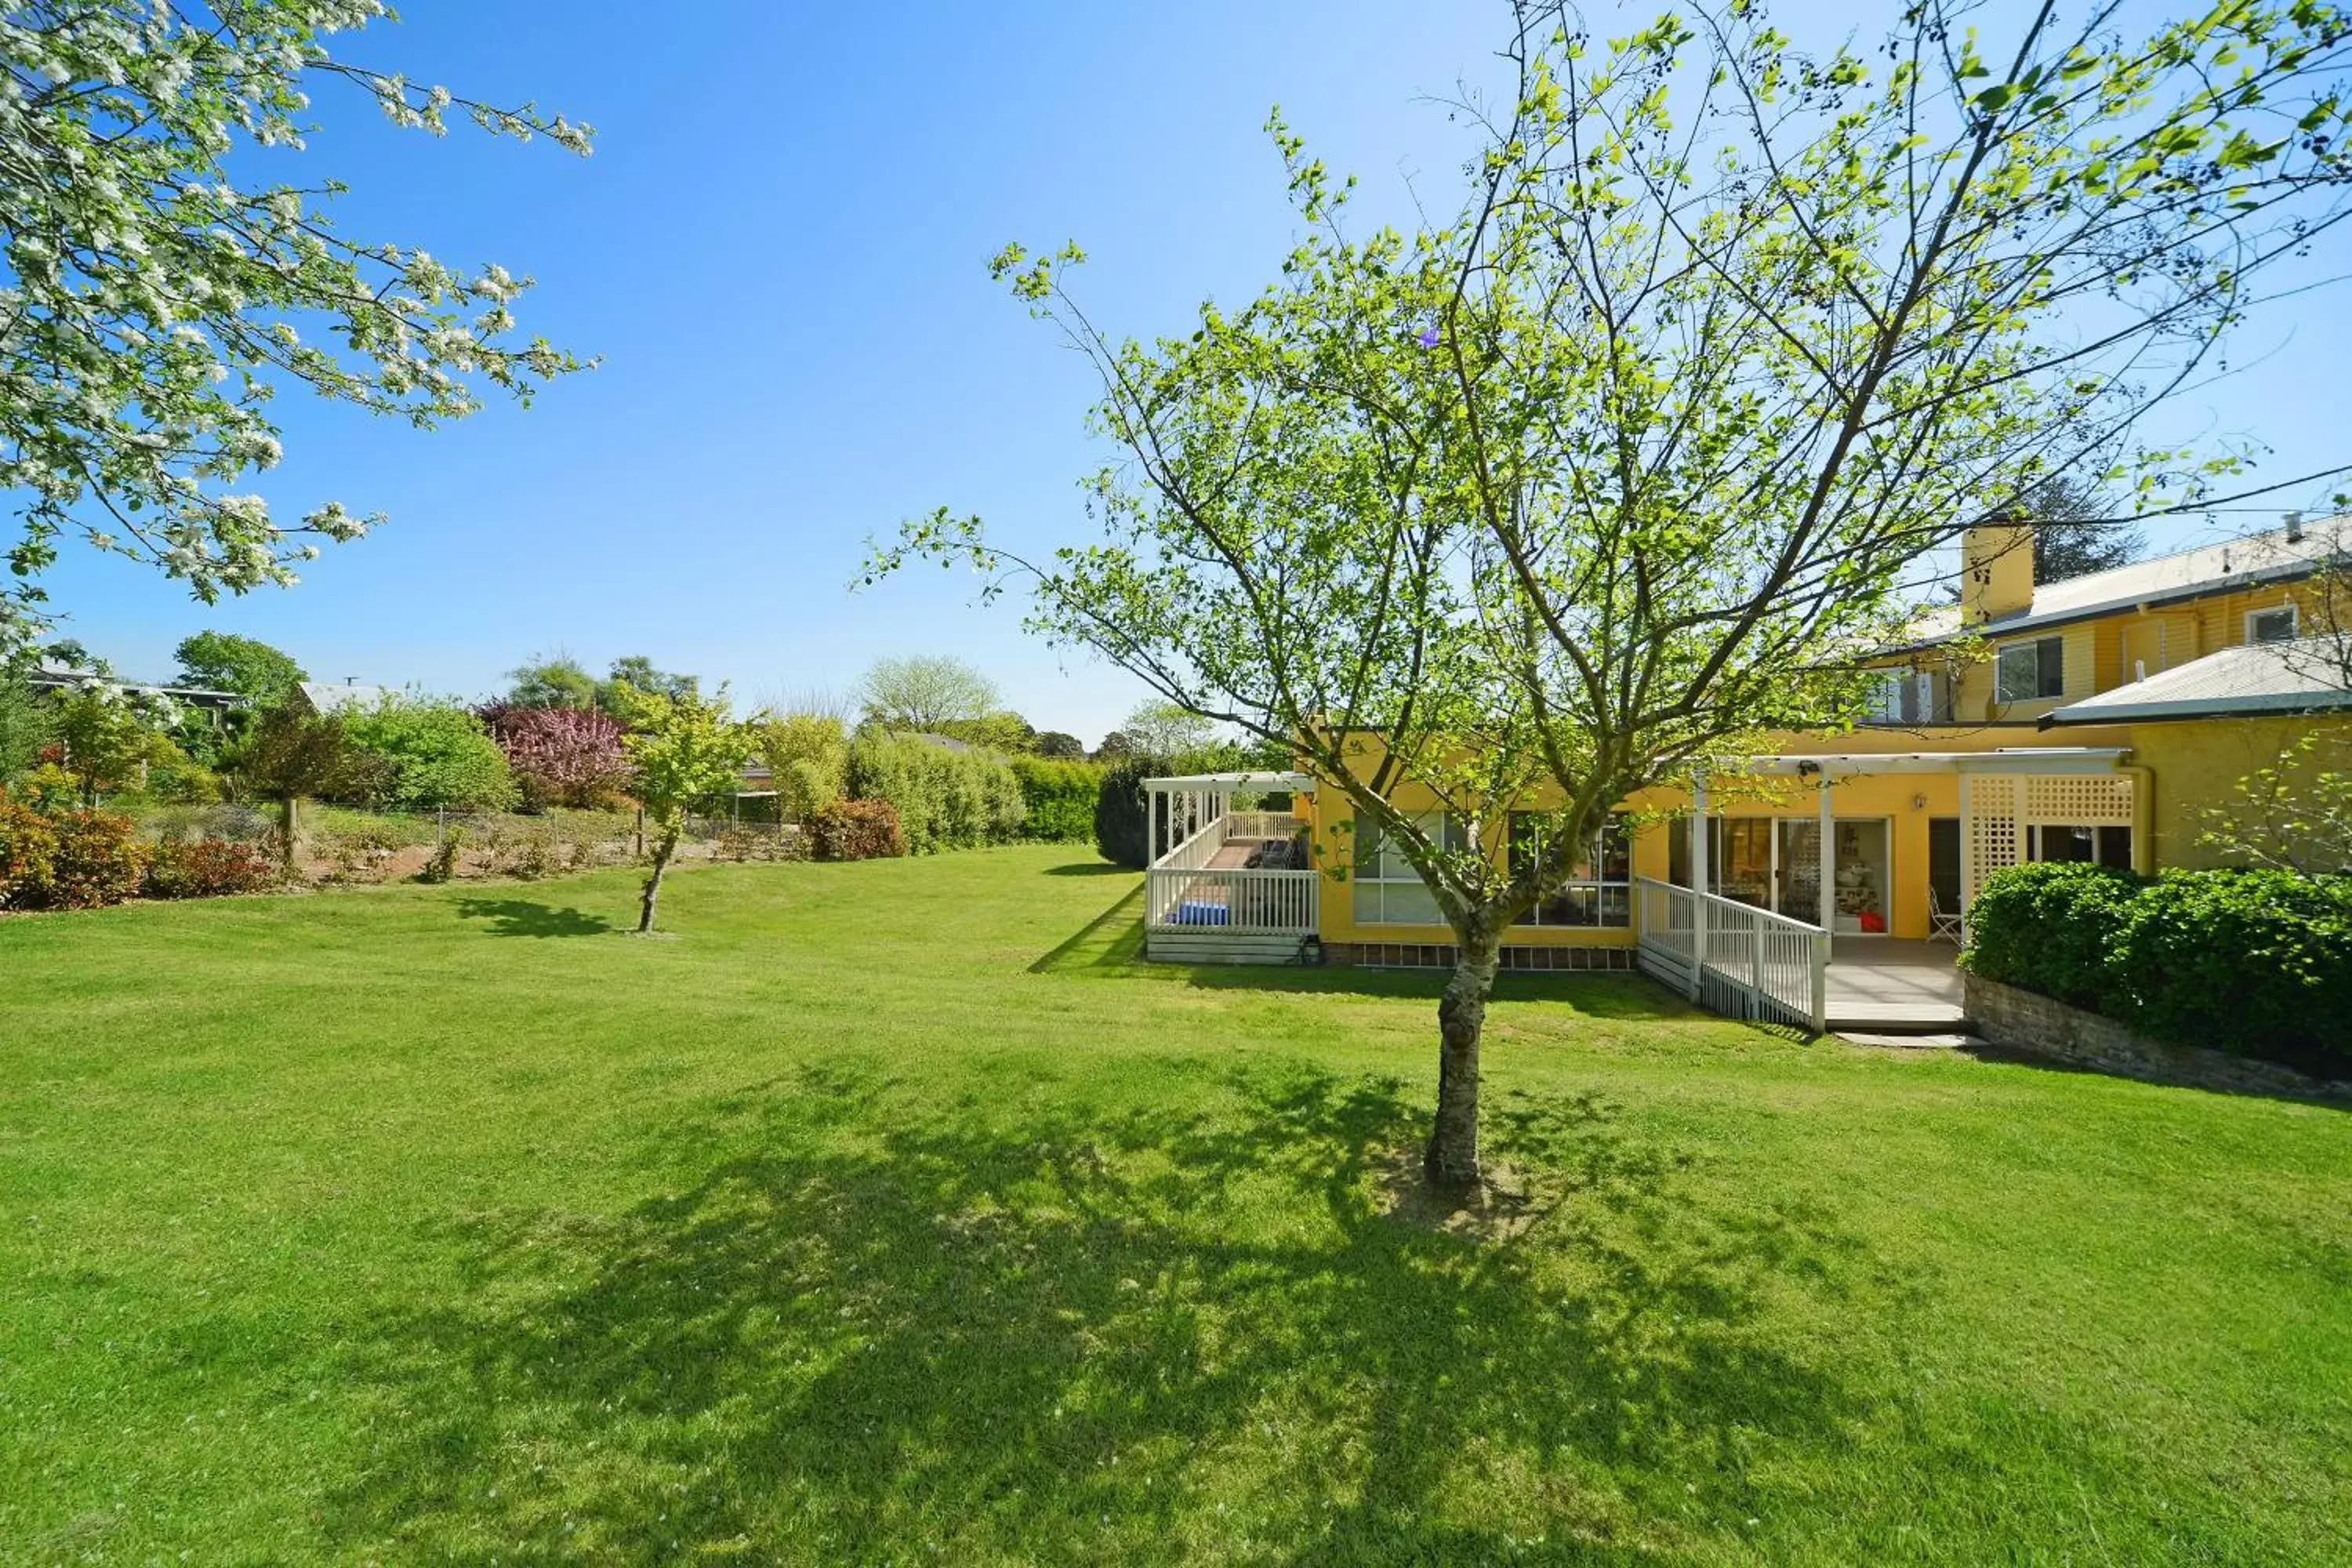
40 2 2352 743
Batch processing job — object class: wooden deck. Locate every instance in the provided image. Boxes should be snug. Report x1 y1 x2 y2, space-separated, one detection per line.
1824 938 1968 1031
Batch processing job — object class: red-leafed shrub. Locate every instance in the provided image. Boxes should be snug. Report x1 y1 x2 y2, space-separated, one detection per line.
32 810 147 909
480 703 631 810
144 837 282 899
807 799 903 861
0 797 58 909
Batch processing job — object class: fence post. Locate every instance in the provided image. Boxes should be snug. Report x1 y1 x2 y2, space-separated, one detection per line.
1809 931 1830 1033
1751 914 1766 1018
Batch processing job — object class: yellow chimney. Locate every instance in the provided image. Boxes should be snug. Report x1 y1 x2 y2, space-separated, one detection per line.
1962 522 2034 624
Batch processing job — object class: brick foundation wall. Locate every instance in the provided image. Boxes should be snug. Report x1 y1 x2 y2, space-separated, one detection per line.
1962 972 2352 1104
1323 942 1634 973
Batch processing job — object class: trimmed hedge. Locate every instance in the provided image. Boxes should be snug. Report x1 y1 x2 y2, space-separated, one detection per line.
808 799 903 861
1008 756 1102 843
846 735 1025 855
1962 861 2144 1010
2110 871 2352 1065
1965 862 2352 1070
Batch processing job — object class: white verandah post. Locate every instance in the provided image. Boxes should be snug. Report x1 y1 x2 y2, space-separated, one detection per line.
1690 774 1710 1001
1813 766 1835 1032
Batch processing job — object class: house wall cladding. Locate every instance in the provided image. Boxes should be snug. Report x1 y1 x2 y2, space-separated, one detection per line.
1962 972 2352 1104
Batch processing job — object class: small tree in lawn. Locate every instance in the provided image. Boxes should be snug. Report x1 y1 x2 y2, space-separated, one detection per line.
880 1 2352 1190
621 684 752 934
226 706 372 872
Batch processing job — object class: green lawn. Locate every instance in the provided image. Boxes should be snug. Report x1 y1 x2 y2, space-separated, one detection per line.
2 846 2347 1565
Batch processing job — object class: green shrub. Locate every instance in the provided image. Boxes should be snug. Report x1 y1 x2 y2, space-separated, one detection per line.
1962 861 2144 1009
1008 756 1103 843
419 826 466 884
1965 860 2352 1072
0 797 59 908
2109 870 2352 1065
143 837 279 898
808 800 902 861
1093 756 1163 869
32 810 147 909
343 697 518 812
845 735 1025 854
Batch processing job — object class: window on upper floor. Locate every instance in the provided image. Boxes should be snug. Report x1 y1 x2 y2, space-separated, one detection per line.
1351 811 1470 925
1506 812 1631 927
2246 604 2299 644
1994 635 2066 702
1863 670 1954 724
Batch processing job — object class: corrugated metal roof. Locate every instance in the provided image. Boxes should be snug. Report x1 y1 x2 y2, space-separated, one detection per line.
1896 517 2348 649
2045 637 2352 724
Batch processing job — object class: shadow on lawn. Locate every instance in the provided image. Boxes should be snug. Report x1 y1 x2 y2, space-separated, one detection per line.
325 1064 1873 1560
453 897 615 938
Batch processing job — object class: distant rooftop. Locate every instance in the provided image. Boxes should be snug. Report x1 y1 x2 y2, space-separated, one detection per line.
296 681 397 714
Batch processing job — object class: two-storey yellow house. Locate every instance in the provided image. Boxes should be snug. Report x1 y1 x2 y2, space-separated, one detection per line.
1139 517 2351 1029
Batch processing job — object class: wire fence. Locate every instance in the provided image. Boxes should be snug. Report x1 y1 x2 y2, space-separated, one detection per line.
121 801 805 885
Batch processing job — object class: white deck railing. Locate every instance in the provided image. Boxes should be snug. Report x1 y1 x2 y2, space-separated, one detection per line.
1635 876 1827 1032
1145 809 1318 935
1146 866 1319 933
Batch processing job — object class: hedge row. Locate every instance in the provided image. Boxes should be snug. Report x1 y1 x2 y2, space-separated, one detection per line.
846 735 1027 855
1963 862 2352 1071
1007 757 1102 843
2 799 280 909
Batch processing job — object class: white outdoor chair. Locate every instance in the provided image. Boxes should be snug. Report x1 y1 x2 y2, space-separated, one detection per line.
1928 886 1964 945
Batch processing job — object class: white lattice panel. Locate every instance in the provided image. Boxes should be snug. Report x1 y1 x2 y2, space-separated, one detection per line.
2023 775 2133 826
1962 775 2022 904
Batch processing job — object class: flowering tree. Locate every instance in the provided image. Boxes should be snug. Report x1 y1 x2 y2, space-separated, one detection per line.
621 684 752 934
884 0 2352 1189
0 2 593 652
482 703 631 810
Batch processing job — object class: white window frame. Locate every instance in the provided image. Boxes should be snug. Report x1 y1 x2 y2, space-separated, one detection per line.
1352 811 1468 926
1994 635 2066 702
1508 812 1632 928
2245 604 2299 644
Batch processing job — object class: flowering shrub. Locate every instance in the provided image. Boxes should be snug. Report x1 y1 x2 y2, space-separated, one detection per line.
33 811 148 909
807 800 903 861
0 798 59 908
481 703 631 809
144 837 280 899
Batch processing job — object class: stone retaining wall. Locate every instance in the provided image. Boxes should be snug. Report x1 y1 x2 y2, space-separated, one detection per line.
1962 971 2352 1104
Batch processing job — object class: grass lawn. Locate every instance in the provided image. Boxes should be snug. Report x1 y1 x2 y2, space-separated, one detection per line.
2 845 2347 1565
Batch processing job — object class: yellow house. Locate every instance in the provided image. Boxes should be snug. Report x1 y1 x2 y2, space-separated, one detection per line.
1140 517 2352 1030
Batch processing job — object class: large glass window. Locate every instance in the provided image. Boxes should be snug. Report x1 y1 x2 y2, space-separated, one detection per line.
1668 816 1773 908
1994 636 2066 702
1352 811 1468 925
1508 813 1631 927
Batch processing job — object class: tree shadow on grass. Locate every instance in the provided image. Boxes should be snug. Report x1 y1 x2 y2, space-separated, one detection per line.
323 1063 1876 1562
453 897 616 938
1041 860 1137 877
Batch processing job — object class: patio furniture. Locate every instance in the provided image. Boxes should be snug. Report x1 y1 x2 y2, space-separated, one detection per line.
1928 885 1964 945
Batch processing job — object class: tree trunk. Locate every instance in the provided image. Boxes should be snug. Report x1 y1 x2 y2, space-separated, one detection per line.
1425 922 1502 1190
637 829 677 933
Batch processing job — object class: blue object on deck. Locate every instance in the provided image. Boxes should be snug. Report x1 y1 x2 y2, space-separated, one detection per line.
1171 900 1230 926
